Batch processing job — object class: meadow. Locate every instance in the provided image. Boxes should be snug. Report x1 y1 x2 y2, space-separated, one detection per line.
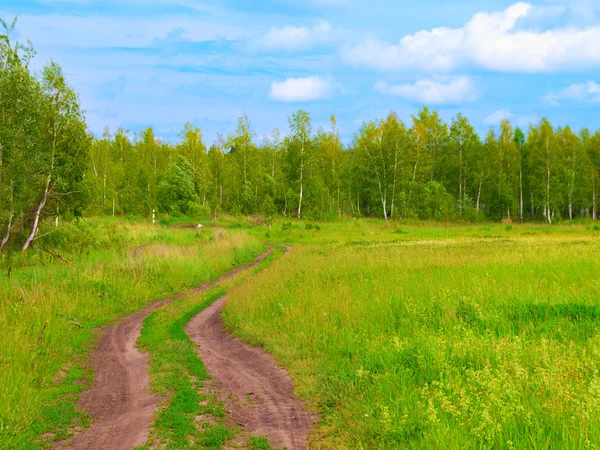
224 221 600 449
0 219 262 449
2 217 600 449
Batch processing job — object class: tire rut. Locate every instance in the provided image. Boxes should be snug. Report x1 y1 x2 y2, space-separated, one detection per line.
186 246 317 450
55 249 274 450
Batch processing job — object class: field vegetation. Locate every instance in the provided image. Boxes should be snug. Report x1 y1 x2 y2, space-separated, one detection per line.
0 219 262 449
225 222 600 449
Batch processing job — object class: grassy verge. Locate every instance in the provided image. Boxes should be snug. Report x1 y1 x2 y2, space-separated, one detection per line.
0 220 262 449
249 218 600 246
136 245 285 449
135 289 232 450
224 232 600 449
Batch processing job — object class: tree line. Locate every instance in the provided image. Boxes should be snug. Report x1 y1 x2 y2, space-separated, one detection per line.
2 24 600 251
87 110 599 224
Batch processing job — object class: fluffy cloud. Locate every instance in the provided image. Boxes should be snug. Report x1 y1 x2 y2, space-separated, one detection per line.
483 109 539 127
483 109 513 126
270 76 333 102
343 2 600 72
374 76 478 104
543 81 600 105
251 21 335 52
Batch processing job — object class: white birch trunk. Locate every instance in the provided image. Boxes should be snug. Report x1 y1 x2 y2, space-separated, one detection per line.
519 166 524 223
22 186 49 252
0 179 14 252
593 175 598 221
23 120 57 252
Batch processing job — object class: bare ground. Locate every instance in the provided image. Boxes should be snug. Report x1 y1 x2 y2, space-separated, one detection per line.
186 246 318 450
55 249 274 450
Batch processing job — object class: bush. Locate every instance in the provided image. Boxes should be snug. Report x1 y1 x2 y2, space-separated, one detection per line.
187 203 212 221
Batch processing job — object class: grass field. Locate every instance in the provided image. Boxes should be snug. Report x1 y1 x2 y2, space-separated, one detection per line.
3 217 600 449
0 219 262 449
224 222 600 449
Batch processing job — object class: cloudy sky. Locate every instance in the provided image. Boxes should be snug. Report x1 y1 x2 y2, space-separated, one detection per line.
3 0 600 143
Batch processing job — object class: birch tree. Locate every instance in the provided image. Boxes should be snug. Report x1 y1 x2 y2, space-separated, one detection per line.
0 19 38 251
286 110 312 219
21 62 88 252
527 119 558 224
558 126 585 221
178 122 208 204
449 114 480 216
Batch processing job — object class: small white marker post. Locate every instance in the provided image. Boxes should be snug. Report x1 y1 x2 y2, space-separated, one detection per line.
152 209 156 224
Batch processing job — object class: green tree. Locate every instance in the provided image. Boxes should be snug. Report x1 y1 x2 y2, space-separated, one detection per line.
514 127 527 222
449 114 481 216
558 126 585 221
286 110 313 219
22 62 88 252
0 18 39 251
178 122 208 204
157 155 197 215
527 119 560 223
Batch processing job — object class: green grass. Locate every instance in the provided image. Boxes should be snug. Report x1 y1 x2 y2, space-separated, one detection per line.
5 216 600 449
250 217 600 247
135 289 231 450
224 229 600 449
135 244 285 449
0 219 262 449
247 435 272 450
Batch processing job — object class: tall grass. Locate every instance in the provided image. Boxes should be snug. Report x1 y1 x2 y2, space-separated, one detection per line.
0 219 262 449
224 232 600 449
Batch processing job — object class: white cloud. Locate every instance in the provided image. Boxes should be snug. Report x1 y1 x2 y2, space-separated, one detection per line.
343 2 600 72
484 109 513 125
11 14 247 49
543 81 600 105
270 76 333 102
374 76 478 104
251 21 335 52
483 109 539 127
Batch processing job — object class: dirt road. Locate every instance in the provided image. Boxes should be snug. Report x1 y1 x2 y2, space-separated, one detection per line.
186 246 317 450
57 249 274 450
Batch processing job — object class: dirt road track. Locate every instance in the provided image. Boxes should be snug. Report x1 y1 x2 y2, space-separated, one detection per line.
186 246 318 450
56 249 274 450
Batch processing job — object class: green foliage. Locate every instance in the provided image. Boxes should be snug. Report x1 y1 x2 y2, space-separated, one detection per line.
158 155 198 215
0 26 89 253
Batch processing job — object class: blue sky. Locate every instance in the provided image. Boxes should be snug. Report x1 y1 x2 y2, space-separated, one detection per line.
3 0 600 144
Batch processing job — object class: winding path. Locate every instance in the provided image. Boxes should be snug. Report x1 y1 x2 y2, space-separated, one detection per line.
186 246 317 450
56 249 276 450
